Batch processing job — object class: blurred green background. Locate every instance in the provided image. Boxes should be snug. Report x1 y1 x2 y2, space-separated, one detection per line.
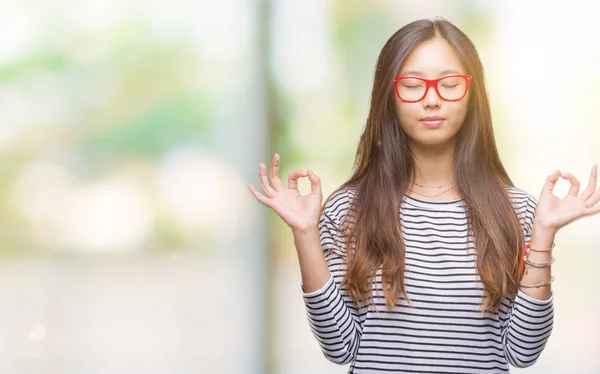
0 0 598 373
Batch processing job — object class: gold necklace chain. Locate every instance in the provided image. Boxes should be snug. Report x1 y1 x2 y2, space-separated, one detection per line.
412 181 454 188
408 185 456 198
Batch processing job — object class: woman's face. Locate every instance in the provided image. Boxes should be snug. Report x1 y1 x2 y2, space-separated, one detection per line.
394 36 470 148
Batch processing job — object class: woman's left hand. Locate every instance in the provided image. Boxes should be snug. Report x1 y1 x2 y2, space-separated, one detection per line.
534 164 600 234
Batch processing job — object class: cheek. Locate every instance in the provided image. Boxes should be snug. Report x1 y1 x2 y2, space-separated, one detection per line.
449 102 469 124
395 102 419 127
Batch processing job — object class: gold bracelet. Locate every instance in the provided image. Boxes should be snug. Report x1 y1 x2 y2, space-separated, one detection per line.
520 276 555 288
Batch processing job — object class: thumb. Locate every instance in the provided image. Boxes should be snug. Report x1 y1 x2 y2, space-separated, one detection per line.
306 169 322 197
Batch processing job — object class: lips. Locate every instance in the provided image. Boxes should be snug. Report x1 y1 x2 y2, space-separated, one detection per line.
421 116 444 121
421 116 445 127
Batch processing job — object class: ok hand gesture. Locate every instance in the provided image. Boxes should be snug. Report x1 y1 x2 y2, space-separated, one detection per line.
247 153 323 235
534 164 600 234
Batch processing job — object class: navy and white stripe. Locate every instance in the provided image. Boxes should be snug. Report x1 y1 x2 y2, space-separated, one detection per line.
301 186 553 373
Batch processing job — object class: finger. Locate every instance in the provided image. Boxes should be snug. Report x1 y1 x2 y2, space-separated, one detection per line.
585 184 600 209
580 164 598 201
288 169 307 190
307 169 322 198
259 163 275 198
560 172 581 196
583 202 600 218
270 153 285 191
542 170 561 194
247 184 272 207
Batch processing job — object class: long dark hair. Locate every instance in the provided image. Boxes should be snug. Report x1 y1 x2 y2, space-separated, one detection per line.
322 18 524 313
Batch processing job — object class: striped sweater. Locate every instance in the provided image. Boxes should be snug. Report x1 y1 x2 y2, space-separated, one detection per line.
301 186 554 373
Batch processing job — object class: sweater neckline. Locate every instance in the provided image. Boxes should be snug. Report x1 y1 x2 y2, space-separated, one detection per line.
403 193 465 209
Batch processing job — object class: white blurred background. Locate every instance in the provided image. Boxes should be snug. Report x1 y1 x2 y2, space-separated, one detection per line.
0 0 598 373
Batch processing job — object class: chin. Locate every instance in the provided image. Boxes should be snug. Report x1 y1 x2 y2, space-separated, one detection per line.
414 133 455 146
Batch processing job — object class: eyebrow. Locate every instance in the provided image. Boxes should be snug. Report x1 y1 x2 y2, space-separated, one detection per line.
399 69 463 76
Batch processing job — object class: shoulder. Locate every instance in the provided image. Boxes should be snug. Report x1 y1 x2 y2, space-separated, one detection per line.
319 186 358 255
506 185 538 233
322 185 357 224
506 185 538 210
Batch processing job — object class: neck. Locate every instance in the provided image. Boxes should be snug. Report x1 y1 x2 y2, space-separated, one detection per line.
409 139 455 186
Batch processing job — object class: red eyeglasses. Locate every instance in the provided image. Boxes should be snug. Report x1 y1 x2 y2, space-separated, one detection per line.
393 74 472 102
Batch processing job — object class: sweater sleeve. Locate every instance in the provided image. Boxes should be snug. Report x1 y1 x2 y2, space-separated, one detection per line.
300 201 362 365
502 192 554 368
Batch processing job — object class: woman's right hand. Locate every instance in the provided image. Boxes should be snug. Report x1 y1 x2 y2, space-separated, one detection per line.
247 153 323 235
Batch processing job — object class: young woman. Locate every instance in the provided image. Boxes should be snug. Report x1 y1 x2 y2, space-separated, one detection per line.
248 18 600 373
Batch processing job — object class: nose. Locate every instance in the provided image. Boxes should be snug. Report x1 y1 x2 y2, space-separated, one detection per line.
422 83 441 108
